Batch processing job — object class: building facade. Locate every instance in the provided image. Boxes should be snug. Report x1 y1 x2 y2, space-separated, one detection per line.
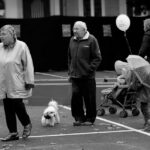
0 0 129 18
1 0 150 18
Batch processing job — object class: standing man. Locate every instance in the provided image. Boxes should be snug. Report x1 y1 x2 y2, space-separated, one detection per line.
68 21 102 126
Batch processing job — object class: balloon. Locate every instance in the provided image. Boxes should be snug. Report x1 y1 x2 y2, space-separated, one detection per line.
116 14 130 32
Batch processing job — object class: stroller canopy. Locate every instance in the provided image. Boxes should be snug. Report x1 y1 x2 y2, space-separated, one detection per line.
126 55 150 88
126 55 149 69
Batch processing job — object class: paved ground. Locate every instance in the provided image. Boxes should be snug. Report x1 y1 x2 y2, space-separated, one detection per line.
0 105 150 150
0 71 150 150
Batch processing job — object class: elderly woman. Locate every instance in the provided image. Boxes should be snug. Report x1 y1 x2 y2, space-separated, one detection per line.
129 67 150 132
0 25 34 141
138 19 150 131
139 18 150 62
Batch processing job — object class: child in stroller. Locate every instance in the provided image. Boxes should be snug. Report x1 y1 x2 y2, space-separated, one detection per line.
97 60 140 118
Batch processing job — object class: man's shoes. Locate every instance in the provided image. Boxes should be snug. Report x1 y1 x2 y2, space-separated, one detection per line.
22 123 32 139
85 118 95 126
73 117 95 126
73 120 85 126
84 121 94 126
1 133 19 142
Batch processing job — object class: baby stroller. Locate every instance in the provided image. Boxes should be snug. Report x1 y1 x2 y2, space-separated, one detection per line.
97 84 140 118
97 59 140 118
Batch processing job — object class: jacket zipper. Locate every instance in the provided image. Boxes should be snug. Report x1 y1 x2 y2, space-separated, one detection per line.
75 41 79 77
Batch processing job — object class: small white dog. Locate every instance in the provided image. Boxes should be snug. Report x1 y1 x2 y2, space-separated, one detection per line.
41 99 60 127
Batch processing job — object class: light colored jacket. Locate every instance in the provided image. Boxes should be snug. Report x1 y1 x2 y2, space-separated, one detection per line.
0 40 34 99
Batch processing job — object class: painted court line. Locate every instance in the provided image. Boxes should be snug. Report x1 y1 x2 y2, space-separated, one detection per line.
35 72 116 80
35 78 69 82
0 130 134 140
35 79 115 85
35 83 114 88
28 130 133 139
59 105 150 137
35 72 68 79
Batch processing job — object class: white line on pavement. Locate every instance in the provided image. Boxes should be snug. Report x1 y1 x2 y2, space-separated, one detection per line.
35 83 114 88
35 72 116 80
59 105 150 137
0 105 148 140
27 129 133 139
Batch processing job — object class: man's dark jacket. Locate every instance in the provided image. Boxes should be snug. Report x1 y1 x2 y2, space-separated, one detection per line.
68 32 102 78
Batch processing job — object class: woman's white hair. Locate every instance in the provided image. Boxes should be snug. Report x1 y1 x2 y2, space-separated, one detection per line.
0 24 17 40
144 18 150 32
74 21 87 31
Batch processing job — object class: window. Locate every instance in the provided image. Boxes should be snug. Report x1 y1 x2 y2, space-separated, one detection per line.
83 0 91 16
94 0 101 16
23 0 49 18
0 0 5 17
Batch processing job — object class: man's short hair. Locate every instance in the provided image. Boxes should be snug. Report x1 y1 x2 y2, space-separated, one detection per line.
74 21 87 31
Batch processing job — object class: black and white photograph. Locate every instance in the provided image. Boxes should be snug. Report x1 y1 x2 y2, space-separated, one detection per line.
0 0 150 149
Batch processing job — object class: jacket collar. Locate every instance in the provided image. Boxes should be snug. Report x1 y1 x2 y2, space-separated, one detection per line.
74 31 89 40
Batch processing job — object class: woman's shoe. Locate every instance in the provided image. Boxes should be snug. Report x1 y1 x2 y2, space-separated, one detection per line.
144 123 150 132
1 133 19 142
22 123 32 139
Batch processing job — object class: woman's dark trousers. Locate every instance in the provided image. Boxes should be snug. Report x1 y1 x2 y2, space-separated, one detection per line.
141 102 150 126
3 98 31 133
71 78 96 123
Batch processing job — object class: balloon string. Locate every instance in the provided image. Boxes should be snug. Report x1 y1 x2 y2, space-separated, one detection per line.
124 32 132 54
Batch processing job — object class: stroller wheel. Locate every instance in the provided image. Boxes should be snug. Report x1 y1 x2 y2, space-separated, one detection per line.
132 108 140 116
119 110 128 118
97 108 105 116
109 107 117 114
